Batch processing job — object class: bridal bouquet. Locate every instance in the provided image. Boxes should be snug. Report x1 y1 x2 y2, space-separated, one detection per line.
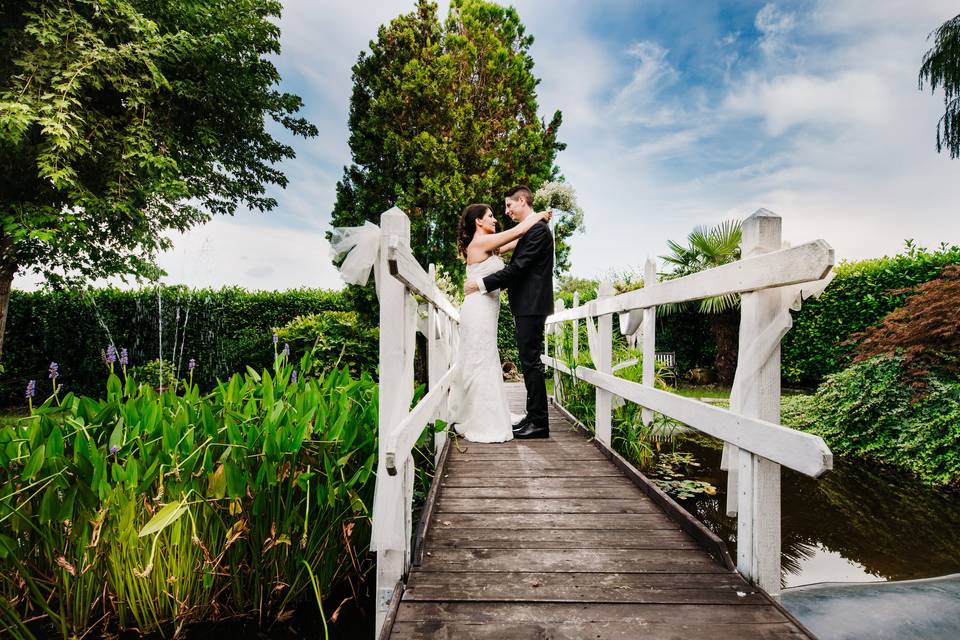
533 181 585 233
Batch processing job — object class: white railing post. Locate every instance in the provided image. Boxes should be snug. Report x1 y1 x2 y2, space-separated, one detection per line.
427 264 447 462
553 300 566 402
595 281 614 445
734 209 783 596
572 291 580 362
641 258 657 426
375 208 414 635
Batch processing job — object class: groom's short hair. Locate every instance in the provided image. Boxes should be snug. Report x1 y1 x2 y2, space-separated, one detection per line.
506 185 534 207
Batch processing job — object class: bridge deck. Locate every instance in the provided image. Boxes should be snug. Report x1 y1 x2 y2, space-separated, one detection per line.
385 385 814 639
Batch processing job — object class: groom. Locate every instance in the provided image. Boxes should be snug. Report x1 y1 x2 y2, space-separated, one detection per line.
464 185 554 439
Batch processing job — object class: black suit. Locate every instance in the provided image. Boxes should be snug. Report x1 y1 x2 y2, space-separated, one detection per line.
482 220 554 426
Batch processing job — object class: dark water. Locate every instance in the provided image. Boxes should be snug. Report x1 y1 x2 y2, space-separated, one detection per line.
674 437 960 588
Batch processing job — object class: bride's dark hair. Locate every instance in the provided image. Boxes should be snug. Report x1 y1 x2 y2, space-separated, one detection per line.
457 203 492 257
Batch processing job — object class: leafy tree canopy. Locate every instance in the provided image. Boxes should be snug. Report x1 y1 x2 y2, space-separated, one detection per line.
920 13 960 158
0 0 316 354
331 0 567 282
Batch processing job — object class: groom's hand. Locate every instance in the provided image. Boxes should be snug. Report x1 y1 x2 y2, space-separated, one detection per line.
464 280 480 296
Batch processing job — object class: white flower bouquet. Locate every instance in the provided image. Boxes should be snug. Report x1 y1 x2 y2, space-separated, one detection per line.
533 181 585 232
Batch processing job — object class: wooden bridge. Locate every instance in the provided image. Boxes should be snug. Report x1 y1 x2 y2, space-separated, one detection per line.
351 207 836 639
380 386 815 639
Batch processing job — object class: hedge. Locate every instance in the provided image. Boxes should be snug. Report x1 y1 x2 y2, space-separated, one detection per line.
1 287 358 406
782 242 960 386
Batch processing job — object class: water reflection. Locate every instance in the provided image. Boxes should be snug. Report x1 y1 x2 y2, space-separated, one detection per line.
676 437 960 587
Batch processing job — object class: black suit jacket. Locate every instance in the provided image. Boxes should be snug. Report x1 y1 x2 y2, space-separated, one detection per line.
482 220 554 316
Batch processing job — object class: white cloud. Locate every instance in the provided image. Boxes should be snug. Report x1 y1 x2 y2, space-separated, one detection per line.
723 70 892 135
755 3 796 58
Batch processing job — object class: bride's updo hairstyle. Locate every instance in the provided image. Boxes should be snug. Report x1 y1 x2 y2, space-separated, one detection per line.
458 203 492 257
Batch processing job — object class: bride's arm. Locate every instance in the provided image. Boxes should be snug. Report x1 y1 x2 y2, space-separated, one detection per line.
498 239 519 254
472 210 551 253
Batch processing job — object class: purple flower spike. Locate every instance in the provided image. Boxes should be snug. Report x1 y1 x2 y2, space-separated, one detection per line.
283 343 290 358
291 370 298 384
272 332 279 345
105 345 117 364
109 445 120 454
119 348 129 367
48 362 59 380
25 380 36 399
188 358 197 372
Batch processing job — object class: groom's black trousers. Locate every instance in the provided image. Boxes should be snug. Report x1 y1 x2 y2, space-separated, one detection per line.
514 314 549 426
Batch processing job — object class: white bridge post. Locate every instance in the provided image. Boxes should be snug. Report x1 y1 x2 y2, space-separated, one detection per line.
375 208 415 635
553 299 566 402
594 281 614 445
428 264 447 462
735 209 783 596
572 291 580 362
641 258 657 426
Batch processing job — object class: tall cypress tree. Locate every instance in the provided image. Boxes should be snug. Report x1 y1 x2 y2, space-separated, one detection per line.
331 0 567 282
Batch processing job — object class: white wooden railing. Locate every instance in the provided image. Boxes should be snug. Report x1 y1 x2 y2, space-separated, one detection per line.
543 209 835 596
372 208 460 635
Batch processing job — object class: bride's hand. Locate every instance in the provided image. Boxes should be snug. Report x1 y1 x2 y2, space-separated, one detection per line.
540 209 553 223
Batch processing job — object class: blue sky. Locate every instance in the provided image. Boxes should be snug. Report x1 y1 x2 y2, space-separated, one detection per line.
20 0 960 291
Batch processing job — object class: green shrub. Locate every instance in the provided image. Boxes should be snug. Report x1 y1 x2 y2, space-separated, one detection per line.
2 287 354 405
127 358 178 392
275 311 378 377
789 355 960 486
782 242 960 386
0 352 378 638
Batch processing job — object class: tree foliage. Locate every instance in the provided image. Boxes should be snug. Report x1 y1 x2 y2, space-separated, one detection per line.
0 0 316 354
852 264 960 385
331 0 566 282
659 219 742 383
920 13 960 158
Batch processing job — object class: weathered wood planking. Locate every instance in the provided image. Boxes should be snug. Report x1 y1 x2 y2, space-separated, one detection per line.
384 384 815 640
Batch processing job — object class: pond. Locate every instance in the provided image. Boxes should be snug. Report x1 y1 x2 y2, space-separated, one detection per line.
674 437 960 586
672 436 960 639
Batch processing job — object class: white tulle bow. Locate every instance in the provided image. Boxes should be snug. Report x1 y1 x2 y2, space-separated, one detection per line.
329 221 381 289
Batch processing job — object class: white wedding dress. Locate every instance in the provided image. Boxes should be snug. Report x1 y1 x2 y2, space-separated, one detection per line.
449 256 514 442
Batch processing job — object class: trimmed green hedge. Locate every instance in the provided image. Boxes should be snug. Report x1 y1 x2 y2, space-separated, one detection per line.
2 287 361 406
782 242 960 386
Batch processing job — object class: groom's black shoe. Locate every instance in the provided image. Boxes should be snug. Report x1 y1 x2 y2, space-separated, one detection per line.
512 416 532 433
513 421 549 439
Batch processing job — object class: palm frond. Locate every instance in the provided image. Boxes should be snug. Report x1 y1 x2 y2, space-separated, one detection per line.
698 292 741 314
657 301 693 316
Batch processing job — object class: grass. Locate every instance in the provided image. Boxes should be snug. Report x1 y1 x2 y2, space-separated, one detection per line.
672 385 730 399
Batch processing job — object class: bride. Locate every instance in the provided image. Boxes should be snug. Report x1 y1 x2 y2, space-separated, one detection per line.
450 203 551 442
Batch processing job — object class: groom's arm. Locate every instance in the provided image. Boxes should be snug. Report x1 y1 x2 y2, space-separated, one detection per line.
477 222 551 293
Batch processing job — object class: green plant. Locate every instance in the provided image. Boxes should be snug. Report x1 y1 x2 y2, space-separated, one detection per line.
127 358 178 392
792 355 960 486
275 311 379 378
0 348 379 638
647 452 717 500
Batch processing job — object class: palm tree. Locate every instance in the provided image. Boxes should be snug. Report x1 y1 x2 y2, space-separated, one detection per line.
660 220 742 384
919 14 960 158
